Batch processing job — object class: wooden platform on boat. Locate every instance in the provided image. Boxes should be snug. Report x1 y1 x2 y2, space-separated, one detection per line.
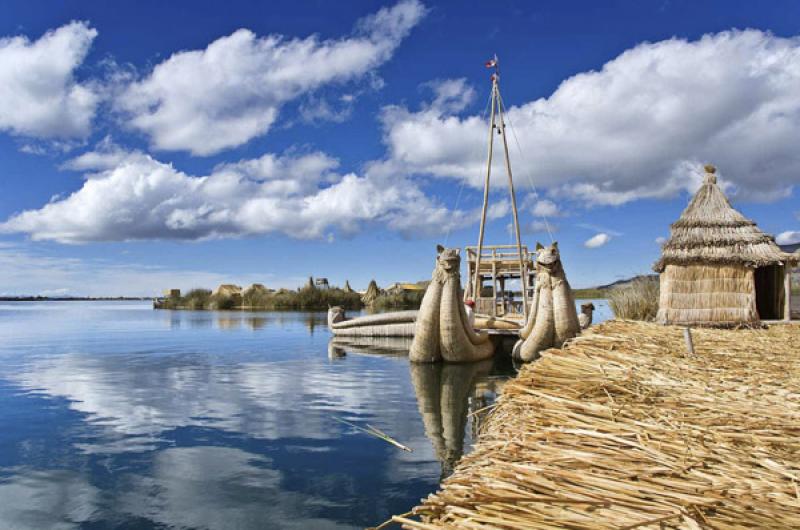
391 320 800 530
474 314 523 337
466 245 535 317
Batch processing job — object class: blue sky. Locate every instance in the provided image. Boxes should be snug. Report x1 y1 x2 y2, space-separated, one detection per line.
0 0 799 296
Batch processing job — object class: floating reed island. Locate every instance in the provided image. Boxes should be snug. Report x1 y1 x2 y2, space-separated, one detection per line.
391 319 800 530
154 277 426 311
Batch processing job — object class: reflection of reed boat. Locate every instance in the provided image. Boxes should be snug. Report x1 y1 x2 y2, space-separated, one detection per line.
327 335 413 358
409 360 492 479
327 334 512 478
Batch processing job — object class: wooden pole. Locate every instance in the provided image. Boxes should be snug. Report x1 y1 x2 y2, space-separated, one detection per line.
785 266 792 321
684 327 695 355
473 80 497 302
491 248 498 317
499 276 506 315
497 91 529 320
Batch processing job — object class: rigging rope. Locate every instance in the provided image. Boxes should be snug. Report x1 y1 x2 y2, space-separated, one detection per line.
497 91 555 243
444 88 494 247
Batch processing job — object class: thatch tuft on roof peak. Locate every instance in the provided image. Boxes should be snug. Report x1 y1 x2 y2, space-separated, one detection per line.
703 164 717 184
654 164 787 272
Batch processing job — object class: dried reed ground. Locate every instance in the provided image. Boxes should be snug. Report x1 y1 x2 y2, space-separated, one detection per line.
394 320 800 530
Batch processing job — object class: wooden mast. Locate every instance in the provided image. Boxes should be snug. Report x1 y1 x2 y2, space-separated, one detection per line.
497 90 529 318
472 71 497 305
472 56 529 321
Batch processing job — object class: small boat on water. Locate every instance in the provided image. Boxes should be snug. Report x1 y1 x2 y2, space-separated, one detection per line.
327 307 417 337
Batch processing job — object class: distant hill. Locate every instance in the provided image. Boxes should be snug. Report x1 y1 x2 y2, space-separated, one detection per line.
572 274 658 299
591 274 659 290
0 296 151 301
780 243 800 254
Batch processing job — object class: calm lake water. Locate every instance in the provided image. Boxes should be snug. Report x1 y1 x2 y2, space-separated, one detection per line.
0 300 610 530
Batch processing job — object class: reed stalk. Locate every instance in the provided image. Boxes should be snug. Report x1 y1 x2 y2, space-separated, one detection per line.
608 277 659 320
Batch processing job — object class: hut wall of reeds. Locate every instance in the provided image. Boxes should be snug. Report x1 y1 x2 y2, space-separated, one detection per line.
654 165 792 325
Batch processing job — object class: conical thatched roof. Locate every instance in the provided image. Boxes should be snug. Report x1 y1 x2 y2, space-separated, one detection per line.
343 280 354 293
361 280 380 305
654 165 787 272
213 284 243 297
243 283 271 297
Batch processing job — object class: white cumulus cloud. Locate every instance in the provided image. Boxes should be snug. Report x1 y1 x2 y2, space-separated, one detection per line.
519 219 557 235
0 142 465 243
0 21 99 139
584 233 611 249
530 199 561 217
776 230 800 245
378 30 800 205
115 0 427 155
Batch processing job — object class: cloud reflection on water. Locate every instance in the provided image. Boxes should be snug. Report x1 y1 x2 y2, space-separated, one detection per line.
11 351 413 452
117 446 353 530
0 469 100 530
0 303 513 529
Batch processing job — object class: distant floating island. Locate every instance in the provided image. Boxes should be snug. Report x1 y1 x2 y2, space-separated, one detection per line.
153 278 428 311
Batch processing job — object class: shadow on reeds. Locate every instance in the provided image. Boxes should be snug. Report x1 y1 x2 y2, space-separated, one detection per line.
608 276 660 321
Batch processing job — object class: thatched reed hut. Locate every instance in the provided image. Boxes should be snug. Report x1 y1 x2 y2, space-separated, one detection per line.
244 283 271 296
361 280 381 306
212 284 242 299
654 165 796 325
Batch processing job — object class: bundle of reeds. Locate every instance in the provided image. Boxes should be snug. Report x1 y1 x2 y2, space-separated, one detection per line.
608 276 660 321
392 320 800 529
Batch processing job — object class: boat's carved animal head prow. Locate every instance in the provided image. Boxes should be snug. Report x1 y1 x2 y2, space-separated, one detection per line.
580 302 595 315
435 245 461 278
535 242 562 272
328 306 346 327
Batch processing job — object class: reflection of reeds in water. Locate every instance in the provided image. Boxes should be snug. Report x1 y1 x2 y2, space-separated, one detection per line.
304 313 317 333
218 314 268 330
328 336 413 358
216 316 242 330
245 316 267 330
409 360 492 480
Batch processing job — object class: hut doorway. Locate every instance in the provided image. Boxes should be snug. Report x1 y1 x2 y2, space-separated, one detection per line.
754 265 785 320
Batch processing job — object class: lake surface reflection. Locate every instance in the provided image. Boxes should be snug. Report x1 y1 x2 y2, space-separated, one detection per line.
0 302 525 530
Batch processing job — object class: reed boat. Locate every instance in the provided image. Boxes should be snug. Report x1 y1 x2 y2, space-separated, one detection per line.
327 308 417 337
328 57 581 361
